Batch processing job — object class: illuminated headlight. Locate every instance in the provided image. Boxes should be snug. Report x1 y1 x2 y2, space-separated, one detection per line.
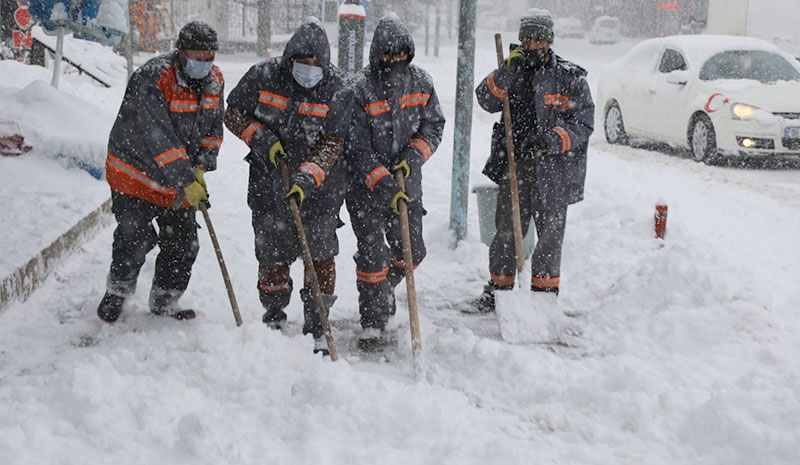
731 103 759 120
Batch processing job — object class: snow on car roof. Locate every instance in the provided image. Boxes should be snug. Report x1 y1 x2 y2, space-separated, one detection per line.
625 35 797 68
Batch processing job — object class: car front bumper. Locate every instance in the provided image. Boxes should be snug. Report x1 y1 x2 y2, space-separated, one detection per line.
713 116 800 157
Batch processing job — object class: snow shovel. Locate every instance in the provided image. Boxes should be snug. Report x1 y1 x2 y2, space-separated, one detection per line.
198 203 243 326
394 169 424 375
278 158 338 361
492 34 563 344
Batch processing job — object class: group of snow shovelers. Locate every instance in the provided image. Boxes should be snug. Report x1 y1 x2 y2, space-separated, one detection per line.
95 8 593 357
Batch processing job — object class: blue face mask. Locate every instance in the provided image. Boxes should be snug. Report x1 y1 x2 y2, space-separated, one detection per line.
292 62 324 88
184 58 213 80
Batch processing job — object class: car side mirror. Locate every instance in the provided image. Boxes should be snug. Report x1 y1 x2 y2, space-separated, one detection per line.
665 70 689 85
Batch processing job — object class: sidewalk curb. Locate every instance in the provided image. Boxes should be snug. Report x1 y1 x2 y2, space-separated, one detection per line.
0 198 112 312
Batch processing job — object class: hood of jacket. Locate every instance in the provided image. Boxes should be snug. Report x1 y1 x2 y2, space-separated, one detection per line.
282 18 332 75
368 13 415 69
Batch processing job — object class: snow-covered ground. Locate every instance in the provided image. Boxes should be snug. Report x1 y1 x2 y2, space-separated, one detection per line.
2 24 800 465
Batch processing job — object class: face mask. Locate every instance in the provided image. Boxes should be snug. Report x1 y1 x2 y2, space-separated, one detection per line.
293 62 324 88
377 60 408 87
525 47 549 69
184 58 213 79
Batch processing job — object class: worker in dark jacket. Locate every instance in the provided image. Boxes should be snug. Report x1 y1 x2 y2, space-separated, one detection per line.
345 14 446 349
224 19 351 353
96 21 224 322
469 9 594 313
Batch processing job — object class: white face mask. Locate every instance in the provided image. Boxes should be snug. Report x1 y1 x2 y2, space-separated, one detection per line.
292 62 324 88
184 58 213 79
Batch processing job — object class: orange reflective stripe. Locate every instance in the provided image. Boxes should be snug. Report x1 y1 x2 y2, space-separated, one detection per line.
258 90 289 109
552 127 571 152
201 137 222 148
365 166 390 190
399 93 431 108
490 274 515 286
298 102 330 117
487 73 507 99
154 148 189 167
241 122 263 146
392 256 419 270
299 161 325 187
544 94 570 101
259 282 289 293
409 138 432 162
365 100 391 116
531 276 560 288
200 95 220 109
169 99 199 112
357 267 389 283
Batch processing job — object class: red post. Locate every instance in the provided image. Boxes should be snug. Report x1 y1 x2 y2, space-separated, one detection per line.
655 201 668 239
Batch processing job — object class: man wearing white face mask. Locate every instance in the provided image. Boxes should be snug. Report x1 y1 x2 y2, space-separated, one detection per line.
225 18 351 355
97 21 224 323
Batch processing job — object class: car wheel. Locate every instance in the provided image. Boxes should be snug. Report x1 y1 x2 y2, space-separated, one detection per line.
690 114 718 164
604 101 628 144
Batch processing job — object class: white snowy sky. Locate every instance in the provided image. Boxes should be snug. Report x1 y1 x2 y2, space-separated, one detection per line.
1 17 800 465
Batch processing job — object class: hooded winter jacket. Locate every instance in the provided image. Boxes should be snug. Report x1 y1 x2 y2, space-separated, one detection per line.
226 19 351 215
476 48 594 209
345 14 446 205
106 51 224 209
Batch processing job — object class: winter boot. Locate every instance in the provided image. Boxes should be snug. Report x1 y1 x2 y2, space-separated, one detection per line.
358 327 389 352
262 308 288 330
300 289 337 354
149 287 196 321
97 292 125 323
463 284 499 314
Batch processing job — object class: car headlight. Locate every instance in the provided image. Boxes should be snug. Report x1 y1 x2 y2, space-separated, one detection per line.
731 103 759 120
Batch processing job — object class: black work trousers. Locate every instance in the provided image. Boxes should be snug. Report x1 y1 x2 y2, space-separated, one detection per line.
490 161 567 292
105 191 199 301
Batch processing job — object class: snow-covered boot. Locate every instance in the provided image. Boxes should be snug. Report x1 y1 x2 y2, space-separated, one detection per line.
97 292 125 323
313 336 330 356
463 283 500 314
149 287 196 320
358 327 389 352
301 289 336 353
262 308 287 330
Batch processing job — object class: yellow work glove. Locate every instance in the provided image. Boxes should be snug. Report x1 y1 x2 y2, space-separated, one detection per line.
393 160 411 179
286 183 305 206
269 141 286 168
506 47 526 71
183 181 208 209
193 167 206 189
391 191 410 215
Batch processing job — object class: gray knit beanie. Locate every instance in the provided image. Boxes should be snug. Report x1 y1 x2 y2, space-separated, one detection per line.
518 9 554 43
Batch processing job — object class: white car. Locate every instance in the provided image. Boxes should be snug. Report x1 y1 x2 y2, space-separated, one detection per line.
587 16 621 45
597 35 800 163
553 17 584 39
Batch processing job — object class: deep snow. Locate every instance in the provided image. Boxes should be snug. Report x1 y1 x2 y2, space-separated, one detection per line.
1 23 800 465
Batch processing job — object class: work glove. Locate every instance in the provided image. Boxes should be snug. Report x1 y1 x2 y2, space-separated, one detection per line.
286 183 305 206
193 167 206 190
391 190 410 215
269 141 286 168
183 181 208 209
393 160 411 178
506 46 527 73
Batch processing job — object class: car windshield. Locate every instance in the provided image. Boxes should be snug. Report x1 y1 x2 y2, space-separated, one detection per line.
599 19 618 28
700 50 800 83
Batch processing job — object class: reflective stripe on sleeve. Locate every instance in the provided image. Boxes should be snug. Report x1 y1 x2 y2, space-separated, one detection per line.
487 73 507 99
365 166 391 190
298 102 330 117
201 136 223 149
241 122 263 146
154 148 189 168
399 93 430 108
365 100 391 116
299 161 325 187
409 138 432 162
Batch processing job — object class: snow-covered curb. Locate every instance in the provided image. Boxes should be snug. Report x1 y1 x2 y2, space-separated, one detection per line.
0 198 111 312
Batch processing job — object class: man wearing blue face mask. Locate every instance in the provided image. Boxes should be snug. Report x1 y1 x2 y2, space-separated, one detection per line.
96 21 224 323
224 18 351 355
